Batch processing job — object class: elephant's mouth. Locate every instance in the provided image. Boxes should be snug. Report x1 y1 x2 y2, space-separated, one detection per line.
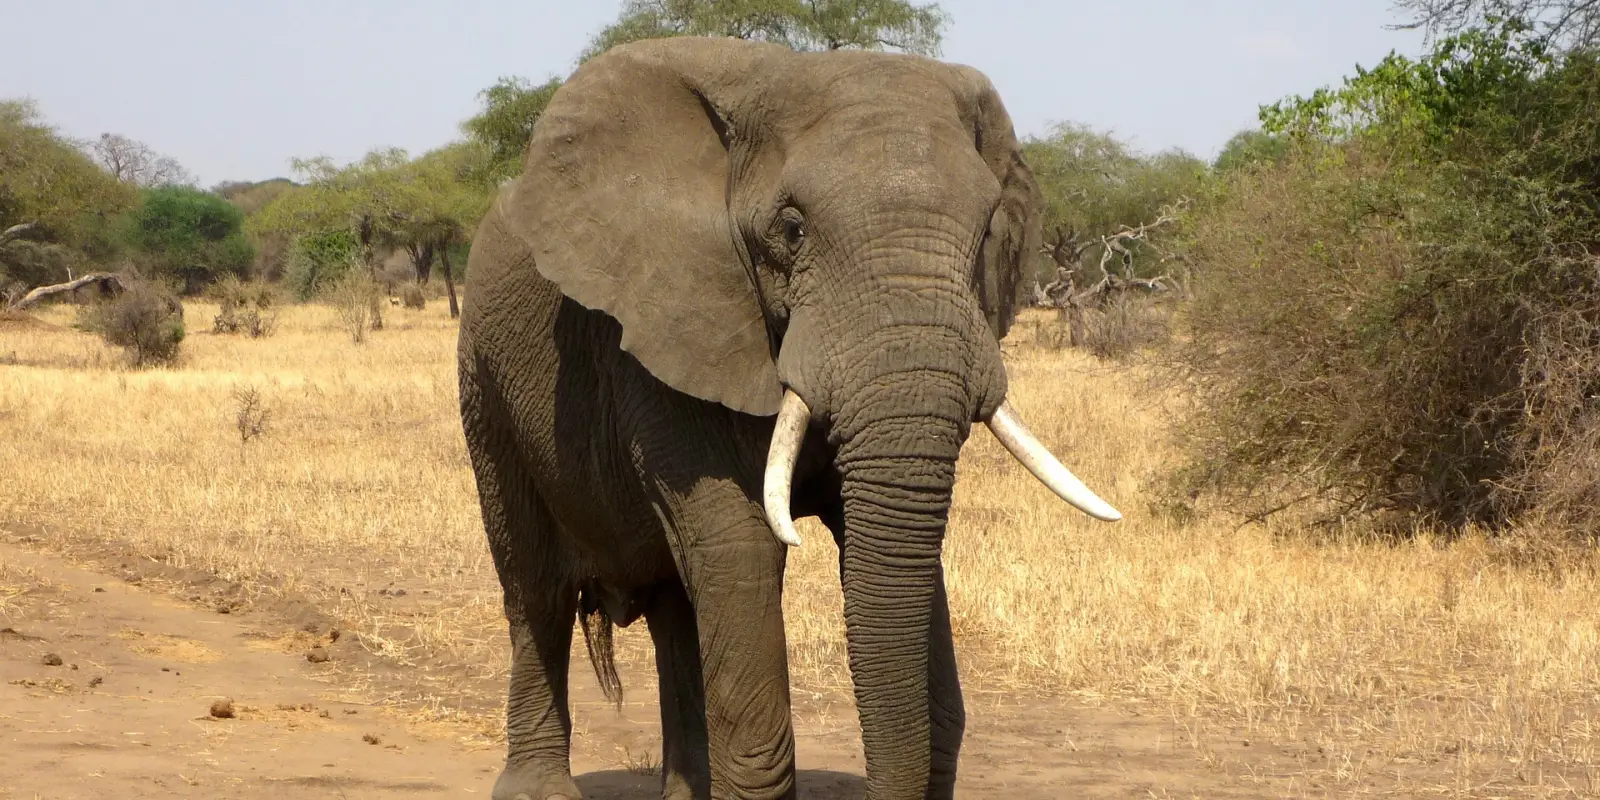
760 382 1121 547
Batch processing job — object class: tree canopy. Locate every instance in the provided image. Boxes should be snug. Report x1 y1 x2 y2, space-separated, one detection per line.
0 100 137 240
248 142 494 313
582 0 948 62
460 77 563 183
1211 129 1291 173
125 185 255 291
1394 0 1600 49
88 133 194 188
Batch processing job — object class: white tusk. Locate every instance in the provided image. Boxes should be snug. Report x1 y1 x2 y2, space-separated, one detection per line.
985 400 1123 522
763 389 810 546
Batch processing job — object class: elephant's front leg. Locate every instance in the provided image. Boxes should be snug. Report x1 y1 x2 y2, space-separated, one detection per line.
680 497 796 800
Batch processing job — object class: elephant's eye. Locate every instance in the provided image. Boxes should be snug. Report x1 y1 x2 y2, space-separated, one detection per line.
779 208 806 253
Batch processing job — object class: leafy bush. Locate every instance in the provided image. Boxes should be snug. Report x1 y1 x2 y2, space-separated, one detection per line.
1173 20 1600 534
283 230 360 301
209 275 280 337
80 281 185 366
124 185 255 293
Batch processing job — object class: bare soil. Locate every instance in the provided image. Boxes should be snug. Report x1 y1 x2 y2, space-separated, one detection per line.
1 532 1379 799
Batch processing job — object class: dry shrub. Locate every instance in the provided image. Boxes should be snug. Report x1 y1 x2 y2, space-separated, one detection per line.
209 275 280 337
325 268 382 344
77 280 185 366
400 283 426 310
231 384 270 444
1175 135 1600 534
1076 295 1173 360
1033 295 1173 360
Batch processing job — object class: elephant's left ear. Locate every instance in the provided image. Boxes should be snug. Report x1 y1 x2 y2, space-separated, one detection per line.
944 65 1042 341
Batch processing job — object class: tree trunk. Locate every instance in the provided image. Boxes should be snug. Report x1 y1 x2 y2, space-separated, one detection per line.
439 240 460 319
410 241 435 284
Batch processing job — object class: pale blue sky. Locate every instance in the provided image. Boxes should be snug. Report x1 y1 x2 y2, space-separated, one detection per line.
0 1 1423 186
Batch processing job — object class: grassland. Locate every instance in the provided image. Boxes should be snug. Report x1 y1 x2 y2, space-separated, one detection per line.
2 300 1597 795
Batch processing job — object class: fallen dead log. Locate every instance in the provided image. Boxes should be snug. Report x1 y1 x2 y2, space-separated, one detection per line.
5 272 130 312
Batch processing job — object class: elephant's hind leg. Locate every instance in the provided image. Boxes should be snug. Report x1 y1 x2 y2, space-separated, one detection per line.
464 405 582 798
646 581 711 799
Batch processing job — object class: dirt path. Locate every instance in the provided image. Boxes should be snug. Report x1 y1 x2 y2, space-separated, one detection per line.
0 537 1297 798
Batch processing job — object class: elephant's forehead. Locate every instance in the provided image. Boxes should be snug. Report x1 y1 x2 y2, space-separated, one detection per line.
776 57 962 120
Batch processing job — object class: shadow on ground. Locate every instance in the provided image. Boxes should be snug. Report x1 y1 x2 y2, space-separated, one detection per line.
578 769 865 798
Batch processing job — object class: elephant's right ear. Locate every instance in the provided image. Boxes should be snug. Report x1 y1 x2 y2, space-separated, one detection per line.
500 39 785 417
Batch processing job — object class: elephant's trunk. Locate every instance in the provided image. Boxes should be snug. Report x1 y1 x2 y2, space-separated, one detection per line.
836 412 960 800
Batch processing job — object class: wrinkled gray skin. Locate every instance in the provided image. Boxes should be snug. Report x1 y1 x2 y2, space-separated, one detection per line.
458 36 1040 800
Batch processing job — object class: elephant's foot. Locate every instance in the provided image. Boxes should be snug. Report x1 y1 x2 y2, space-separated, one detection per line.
492 762 582 800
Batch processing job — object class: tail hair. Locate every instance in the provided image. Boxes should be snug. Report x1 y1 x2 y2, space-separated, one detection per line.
578 605 623 709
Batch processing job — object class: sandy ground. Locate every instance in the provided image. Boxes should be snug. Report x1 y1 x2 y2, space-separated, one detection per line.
0 533 1323 799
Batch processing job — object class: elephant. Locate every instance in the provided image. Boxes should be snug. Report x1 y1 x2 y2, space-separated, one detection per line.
456 36 1121 800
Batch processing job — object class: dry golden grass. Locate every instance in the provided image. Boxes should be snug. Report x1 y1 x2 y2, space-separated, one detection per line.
2 302 1597 795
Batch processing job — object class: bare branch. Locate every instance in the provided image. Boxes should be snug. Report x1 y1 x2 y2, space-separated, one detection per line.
1034 199 1189 311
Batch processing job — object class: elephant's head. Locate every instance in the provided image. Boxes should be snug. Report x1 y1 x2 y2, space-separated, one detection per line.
502 36 1118 793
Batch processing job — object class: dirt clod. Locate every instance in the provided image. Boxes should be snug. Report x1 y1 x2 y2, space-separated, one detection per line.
215 604 231 614
209 698 235 718
362 733 381 745
327 628 340 643
305 646 330 663
40 653 63 666
88 676 103 688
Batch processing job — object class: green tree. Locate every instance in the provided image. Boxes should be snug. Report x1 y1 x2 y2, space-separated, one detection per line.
583 0 947 61
392 142 495 317
1212 129 1290 172
251 143 494 316
125 185 255 293
460 76 563 183
249 148 415 273
0 100 138 288
584 0 947 61
1021 123 1205 284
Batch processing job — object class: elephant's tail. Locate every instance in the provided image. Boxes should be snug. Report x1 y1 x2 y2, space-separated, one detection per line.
578 605 623 709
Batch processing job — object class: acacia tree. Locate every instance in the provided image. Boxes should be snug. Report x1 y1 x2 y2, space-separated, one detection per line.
251 144 493 318
460 77 563 183
394 143 494 318
249 150 421 326
251 148 414 272
460 0 950 182
582 0 948 61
